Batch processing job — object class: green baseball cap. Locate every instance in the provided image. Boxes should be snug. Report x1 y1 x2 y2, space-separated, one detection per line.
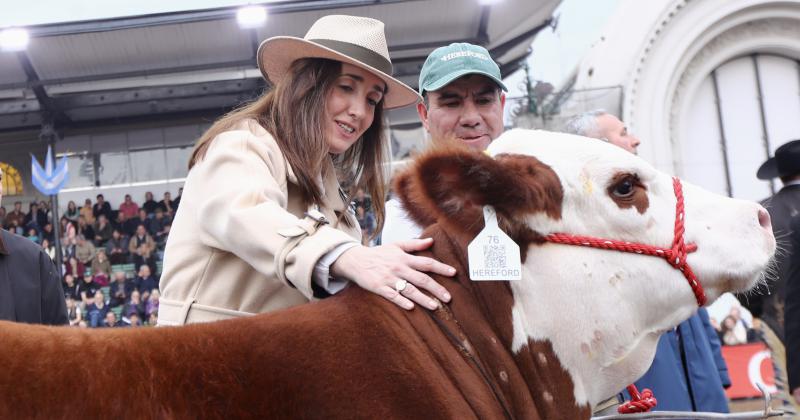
418 43 508 95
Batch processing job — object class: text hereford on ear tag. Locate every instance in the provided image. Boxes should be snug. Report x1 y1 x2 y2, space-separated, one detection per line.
467 206 522 281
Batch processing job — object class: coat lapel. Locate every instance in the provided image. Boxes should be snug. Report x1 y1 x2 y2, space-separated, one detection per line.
0 232 16 321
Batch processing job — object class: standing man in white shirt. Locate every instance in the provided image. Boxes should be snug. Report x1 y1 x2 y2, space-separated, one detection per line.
382 43 507 243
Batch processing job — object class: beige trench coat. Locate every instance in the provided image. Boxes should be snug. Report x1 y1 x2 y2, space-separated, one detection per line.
158 120 360 325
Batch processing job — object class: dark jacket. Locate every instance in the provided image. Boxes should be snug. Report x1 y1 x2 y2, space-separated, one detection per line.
0 230 67 325
622 308 730 412
743 184 800 342
785 216 800 392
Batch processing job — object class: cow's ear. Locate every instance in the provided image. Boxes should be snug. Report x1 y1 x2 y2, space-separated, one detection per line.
394 148 563 236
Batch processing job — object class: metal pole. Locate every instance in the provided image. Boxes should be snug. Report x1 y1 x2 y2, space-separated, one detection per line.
50 193 63 275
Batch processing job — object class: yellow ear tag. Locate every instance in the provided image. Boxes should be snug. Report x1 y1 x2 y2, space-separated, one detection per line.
467 206 522 281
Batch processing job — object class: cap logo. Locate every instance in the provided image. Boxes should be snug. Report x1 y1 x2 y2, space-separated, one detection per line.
440 51 489 62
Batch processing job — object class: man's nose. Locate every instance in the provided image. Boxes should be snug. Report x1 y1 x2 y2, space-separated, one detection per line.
459 101 481 127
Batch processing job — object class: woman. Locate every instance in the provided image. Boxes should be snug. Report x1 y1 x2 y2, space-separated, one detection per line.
64 200 80 222
41 238 56 261
158 15 453 326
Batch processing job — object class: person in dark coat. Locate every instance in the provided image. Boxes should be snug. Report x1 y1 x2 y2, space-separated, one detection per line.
621 308 731 412
744 139 800 342
785 216 800 406
0 168 67 325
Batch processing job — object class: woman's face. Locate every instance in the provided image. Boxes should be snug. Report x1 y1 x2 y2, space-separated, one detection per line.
324 63 385 154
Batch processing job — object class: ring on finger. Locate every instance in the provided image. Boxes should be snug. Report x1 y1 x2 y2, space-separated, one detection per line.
395 279 409 293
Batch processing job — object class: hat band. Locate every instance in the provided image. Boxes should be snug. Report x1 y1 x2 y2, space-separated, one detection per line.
309 39 393 76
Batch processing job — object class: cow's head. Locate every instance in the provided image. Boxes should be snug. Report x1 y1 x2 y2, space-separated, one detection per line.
395 129 775 408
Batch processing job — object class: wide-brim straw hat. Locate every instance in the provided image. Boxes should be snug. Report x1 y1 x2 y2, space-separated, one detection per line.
257 15 420 110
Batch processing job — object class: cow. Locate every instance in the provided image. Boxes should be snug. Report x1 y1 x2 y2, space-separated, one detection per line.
0 129 775 419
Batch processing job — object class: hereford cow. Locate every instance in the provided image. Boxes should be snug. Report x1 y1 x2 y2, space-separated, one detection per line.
0 130 775 419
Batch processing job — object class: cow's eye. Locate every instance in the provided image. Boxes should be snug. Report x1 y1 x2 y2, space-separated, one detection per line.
612 177 636 198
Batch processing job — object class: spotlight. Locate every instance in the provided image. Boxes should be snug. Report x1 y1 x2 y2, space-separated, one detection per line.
237 5 268 28
0 27 29 52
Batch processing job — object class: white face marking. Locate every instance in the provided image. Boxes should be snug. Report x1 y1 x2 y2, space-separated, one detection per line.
488 129 775 408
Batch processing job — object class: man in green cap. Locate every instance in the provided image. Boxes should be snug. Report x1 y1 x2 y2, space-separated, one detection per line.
382 42 507 243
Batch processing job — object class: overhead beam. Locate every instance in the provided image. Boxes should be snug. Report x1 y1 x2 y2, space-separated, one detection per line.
16 51 72 126
50 78 265 109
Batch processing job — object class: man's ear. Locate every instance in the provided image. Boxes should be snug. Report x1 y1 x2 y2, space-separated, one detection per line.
416 102 430 132
499 92 506 112
393 147 563 236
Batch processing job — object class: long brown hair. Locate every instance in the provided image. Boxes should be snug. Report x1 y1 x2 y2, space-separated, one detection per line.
189 58 387 233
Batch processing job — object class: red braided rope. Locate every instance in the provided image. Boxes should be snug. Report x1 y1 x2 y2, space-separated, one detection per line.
618 384 658 414
542 177 707 307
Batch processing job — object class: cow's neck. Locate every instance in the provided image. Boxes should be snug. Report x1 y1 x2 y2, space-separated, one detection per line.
424 224 591 419
507 243 697 408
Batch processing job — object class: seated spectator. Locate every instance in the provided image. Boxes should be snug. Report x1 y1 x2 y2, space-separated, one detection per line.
142 191 158 216
7 219 23 236
105 229 130 265
5 201 24 230
91 249 112 286
158 191 175 217
112 211 126 233
93 214 113 246
126 312 143 327
147 311 158 326
78 273 100 308
64 256 86 280
62 274 81 302
146 289 160 318
124 289 146 321
118 194 139 219
155 224 170 255
41 223 55 244
26 227 40 244
129 225 155 273
92 194 113 222
23 202 45 232
85 290 109 328
74 234 96 266
149 207 171 239
109 271 130 308
720 315 747 345
64 200 80 222
79 198 95 225
102 311 125 328
40 238 55 259
65 296 82 327
77 216 95 243
61 236 76 260
356 205 375 246
135 265 158 298
172 187 183 212
128 209 151 237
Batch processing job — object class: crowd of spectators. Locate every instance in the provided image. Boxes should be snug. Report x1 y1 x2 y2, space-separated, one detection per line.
0 189 182 328
0 186 384 325
710 304 762 346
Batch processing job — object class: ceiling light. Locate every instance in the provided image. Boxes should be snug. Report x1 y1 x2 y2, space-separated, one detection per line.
0 27 29 52
237 5 268 28
478 0 503 4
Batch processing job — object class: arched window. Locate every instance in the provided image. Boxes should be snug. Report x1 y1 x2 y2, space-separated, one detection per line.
0 162 24 196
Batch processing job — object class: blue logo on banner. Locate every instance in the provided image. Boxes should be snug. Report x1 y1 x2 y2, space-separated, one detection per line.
31 146 69 195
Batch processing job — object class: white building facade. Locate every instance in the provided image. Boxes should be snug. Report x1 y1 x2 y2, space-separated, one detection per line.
568 0 800 201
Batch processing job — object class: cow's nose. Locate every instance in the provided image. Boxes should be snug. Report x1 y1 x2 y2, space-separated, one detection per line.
757 207 772 231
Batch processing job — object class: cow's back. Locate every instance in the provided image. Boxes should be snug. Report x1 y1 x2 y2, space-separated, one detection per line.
0 287 512 419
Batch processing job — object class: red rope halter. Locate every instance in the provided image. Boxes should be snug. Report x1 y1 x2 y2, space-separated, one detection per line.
541 177 706 414
543 177 707 307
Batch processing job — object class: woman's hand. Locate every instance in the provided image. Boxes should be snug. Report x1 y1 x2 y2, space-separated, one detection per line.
330 238 454 310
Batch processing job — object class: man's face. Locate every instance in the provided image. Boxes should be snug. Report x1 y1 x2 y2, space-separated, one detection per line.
417 75 505 151
595 114 641 155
